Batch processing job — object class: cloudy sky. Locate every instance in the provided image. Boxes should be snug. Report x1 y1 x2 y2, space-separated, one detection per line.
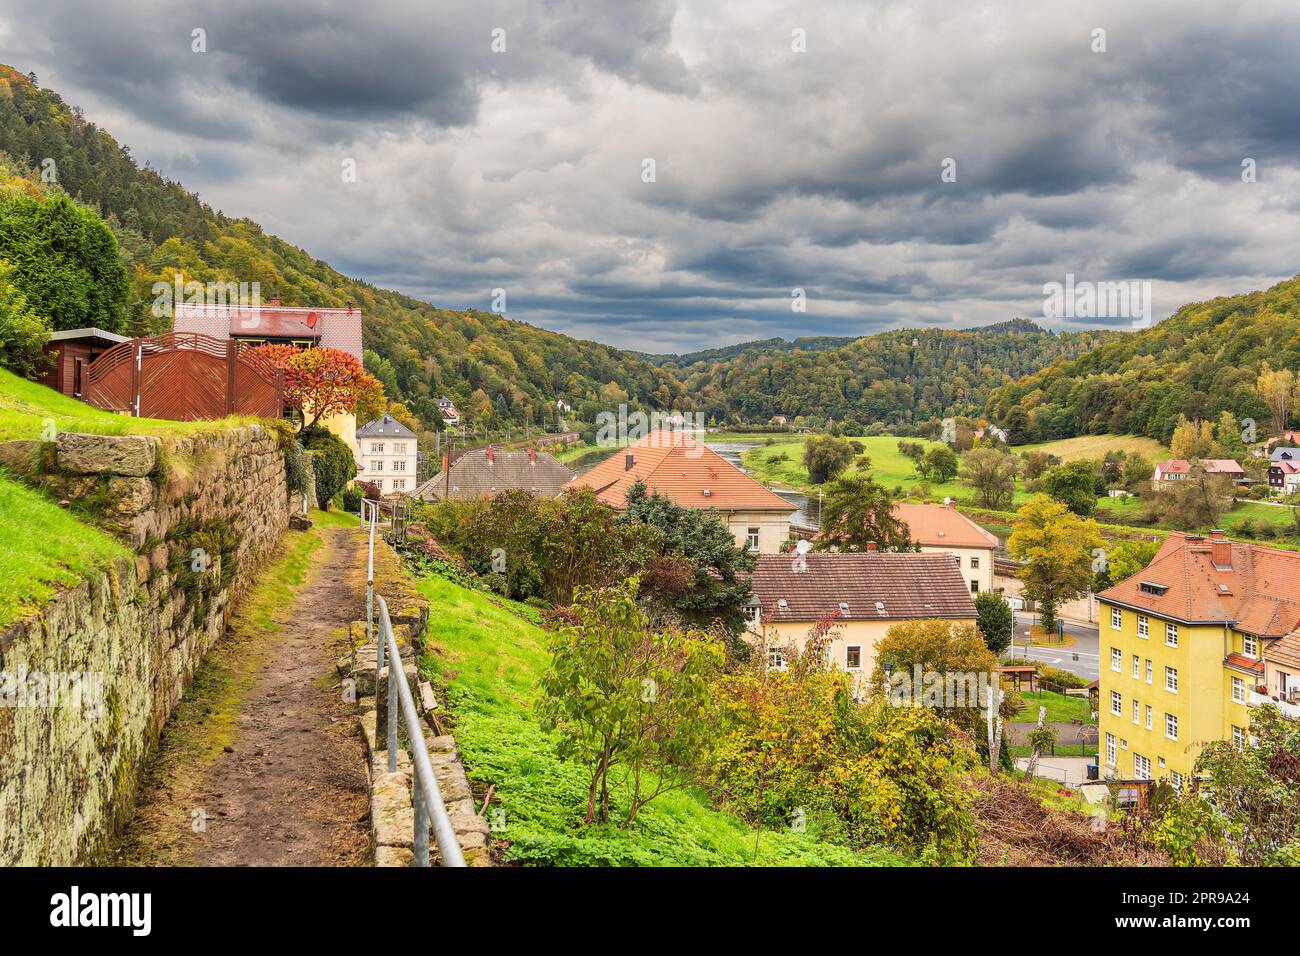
2 0 1299 352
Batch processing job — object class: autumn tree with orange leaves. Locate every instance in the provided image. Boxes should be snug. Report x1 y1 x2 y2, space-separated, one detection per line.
256 345 384 430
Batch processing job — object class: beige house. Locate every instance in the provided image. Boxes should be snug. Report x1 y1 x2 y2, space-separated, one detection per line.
746 551 978 697
564 430 796 554
892 501 998 594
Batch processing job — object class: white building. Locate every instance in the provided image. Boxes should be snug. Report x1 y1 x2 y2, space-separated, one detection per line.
892 501 999 595
356 413 418 495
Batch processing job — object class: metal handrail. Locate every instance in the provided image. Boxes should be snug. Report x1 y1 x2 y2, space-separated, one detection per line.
360 498 464 867
374 593 465 867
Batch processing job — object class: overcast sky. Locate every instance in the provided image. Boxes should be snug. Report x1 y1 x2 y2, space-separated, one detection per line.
2 0 1298 352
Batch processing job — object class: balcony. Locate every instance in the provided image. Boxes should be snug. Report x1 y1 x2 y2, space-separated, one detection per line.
1247 688 1300 719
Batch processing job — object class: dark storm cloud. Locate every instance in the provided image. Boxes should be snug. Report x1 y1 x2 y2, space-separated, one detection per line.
1 0 1297 352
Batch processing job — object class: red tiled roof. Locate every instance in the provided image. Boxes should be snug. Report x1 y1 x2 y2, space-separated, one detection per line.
1099 532 1300 637
892 502 998 549
564 431 795 512
1201 459 1245 475
1224 652 1265 675
1154 459 1191 476
750 552 977 622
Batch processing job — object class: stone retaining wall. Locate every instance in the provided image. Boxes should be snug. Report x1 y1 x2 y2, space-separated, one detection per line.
0 426 290 865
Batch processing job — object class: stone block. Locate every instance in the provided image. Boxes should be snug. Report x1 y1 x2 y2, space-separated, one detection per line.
56 433 159 477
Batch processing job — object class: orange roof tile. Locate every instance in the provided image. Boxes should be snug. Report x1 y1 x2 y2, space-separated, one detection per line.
1099 532 1300 637
892 502 999 549
563 431 796 512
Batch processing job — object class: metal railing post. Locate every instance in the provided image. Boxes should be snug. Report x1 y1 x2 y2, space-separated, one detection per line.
375 594 466 867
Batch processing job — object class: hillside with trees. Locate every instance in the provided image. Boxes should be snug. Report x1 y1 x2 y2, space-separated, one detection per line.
985 278 1300 444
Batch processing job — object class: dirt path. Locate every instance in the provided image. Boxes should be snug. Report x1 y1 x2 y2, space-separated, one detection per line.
113 524 370 866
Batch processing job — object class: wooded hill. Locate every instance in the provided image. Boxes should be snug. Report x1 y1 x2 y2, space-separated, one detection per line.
985 277 1300 444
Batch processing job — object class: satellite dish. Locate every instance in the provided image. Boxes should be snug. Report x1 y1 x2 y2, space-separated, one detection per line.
305 311 319 329
795 539 811 555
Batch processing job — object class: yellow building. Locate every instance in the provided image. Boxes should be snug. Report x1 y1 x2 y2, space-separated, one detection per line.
746 550 979 698
1097 531 1300 788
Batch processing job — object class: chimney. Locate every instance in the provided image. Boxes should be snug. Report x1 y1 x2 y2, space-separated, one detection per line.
1210 529 1232 569
529 448 536 465
486 446 494 465
625 452 634 471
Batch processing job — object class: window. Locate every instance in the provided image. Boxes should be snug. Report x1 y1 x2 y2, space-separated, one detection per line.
768 648 786 671
393 479 406 490
1121 738 1128 750
1132 700 1139 724
1145 705 1152 730
1165 666 1178 693
372 461 384 474
1110 691 1122 716
1165 713 1178 740
1134 754 1151 780
1170 771 1184 793
746 527 760 552
970 556 979 568
1244 634 1258 658
1137 615 1149 638
1132 655 1140 679
970 580 979 594
1232 725 1246 750
370 442 384 454
393 460 406 472
1140 582 1169 597
1165 623 1179 647
1111 607 1122 629
1105 733 1116 766
1232 677 1246 704
845 646 862 670
745 604 762 628
393 442 406 454
1145 660 1153 684
1111 648 1122 672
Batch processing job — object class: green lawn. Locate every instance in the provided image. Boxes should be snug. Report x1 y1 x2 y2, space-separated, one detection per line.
736 434 1033 507
412 573 902 866
0 367 255 442
0 473 130 630
1009 688 1093 725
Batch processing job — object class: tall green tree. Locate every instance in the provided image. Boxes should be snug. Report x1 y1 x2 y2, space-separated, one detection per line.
802 433 856 484
814 472 913 552
960 447 1020 510
0 189 129 332
1007 495 1104 633
0 258 50 375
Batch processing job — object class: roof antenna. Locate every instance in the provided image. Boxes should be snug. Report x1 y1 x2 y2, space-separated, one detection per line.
792 538 811 573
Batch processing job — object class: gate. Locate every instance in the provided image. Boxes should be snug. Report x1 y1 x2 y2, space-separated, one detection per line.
84 332 283 420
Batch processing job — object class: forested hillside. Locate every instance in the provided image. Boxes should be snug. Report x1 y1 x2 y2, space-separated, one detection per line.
669 320 1113 430
985 278 1300 443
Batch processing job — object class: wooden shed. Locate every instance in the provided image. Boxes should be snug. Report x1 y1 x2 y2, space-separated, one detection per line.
37 328 130 400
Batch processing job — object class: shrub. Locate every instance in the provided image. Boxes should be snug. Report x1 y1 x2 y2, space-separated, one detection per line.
301 425 357 510
341 486 362 512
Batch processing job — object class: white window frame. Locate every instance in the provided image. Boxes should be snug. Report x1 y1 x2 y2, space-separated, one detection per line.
1137 615 1149 639
1165 622 1179 647
1165 713 1178 740
1232 725 1246 750
1165 666 1178 693
1145 659 1152 684
1170 770 1183 793
1110 691 1122 716
1145 705 1152 730
1244 634 1258 658
371 442 385 454
1232 677 1246 704
746 527 760 552
1132 655 1140 679
1105 732 1116 766
1132 699 1139 724
1134 754 1151 780
768 647 787 671
1111 607 1122 629
1111 647 1122 672
845 645 862 671
970 556 979 569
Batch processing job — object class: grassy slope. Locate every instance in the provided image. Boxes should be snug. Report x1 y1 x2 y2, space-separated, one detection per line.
1015 434 1170 463
0 473 129 629
413 573 903 866
0 368 255 442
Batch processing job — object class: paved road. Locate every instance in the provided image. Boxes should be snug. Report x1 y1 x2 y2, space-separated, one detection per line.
1008 611 1100 681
